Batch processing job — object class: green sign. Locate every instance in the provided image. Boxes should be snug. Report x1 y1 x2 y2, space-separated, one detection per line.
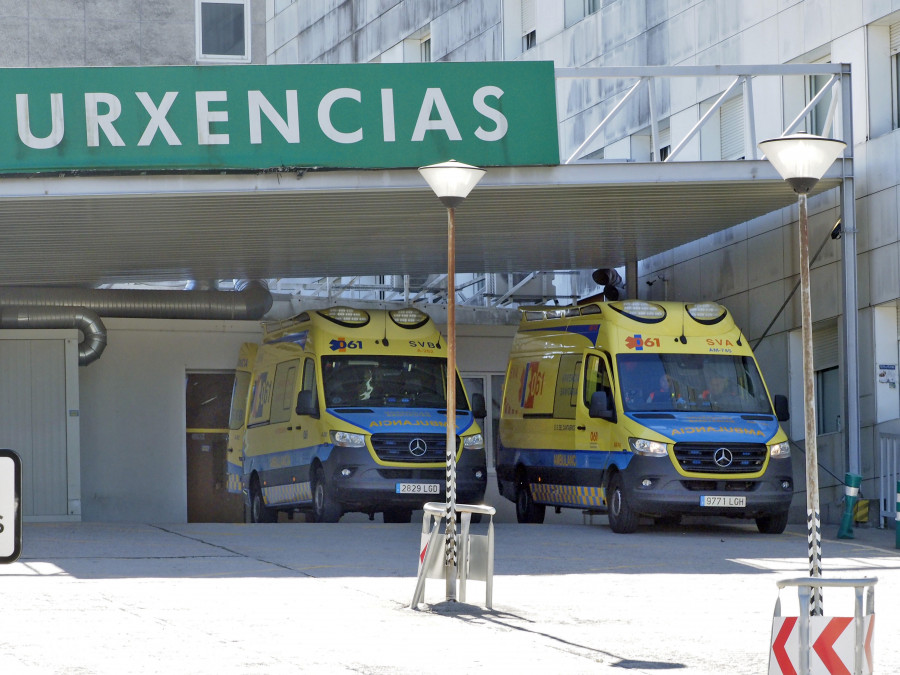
2 62 559 174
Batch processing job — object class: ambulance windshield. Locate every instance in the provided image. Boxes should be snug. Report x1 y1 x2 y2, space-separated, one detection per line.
321 355 469 410
617 353 773 414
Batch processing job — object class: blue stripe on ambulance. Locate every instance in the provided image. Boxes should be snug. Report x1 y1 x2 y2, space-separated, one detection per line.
245 443 332 506
500 447 632 508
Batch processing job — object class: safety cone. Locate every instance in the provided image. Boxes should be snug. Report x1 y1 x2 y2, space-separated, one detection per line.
837 472 861 539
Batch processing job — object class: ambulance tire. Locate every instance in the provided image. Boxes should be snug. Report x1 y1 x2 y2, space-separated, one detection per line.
250 479 276 524
515 477 545 524
312 466 342 523
607 473 638 534
755 509 789 534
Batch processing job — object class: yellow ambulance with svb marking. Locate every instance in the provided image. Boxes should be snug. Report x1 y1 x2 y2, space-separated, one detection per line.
497 300 793 534
227 306 487 523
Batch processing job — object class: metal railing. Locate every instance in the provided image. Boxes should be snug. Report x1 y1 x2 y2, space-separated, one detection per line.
879 433 900 525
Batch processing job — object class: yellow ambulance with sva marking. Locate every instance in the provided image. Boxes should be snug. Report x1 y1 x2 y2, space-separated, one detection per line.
497 300 793 534
227 306 487 523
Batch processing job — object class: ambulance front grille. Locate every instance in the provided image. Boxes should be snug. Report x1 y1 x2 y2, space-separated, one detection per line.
370 433 458 463
673 443 767 474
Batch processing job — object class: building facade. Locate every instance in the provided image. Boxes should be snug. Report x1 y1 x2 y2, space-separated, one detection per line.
2 0 899 526
266 0 900 524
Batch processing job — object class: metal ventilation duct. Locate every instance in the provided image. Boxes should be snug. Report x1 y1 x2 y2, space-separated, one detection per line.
0 305 107 365
0 280 272 366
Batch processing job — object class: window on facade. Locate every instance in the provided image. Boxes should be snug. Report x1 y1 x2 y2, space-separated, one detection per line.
656 124 671 162
812 324 840 434
891 22 900 128
807 72 832 136
197 0 250 62
421 37 431 63
565 0 599 26
522 0 536 51
720 95 745 160
815 366 841 433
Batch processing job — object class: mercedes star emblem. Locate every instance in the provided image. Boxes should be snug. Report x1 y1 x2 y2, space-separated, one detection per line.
409 437 428 457
714 447 733 468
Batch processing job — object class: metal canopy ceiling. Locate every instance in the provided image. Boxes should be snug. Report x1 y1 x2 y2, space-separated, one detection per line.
0 161 840 287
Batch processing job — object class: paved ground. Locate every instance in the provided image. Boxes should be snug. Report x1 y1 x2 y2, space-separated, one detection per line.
1 517 897 674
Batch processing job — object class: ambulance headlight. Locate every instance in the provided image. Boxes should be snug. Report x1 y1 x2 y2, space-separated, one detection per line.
463 434 484 450
330 430 366 448
628 437 668 457
769 441 791 458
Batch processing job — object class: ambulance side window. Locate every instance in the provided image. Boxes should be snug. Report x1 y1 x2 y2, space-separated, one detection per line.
553 354 582 419
297 358 319 417
248 369 275 426
270 360 300 424
583 354 614 410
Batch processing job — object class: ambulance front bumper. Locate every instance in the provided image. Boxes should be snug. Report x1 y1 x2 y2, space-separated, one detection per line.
325 446 487 512
621 454 794 518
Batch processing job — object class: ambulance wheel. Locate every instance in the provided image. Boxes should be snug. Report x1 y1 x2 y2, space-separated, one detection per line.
607 473 638 534
312 466 341 523
515 477 545 524
250 479 276 524
383 508 412 523
756 510 789 534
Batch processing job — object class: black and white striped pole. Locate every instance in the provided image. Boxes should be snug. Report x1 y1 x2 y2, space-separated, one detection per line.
419 160 485 601
759 133 846 616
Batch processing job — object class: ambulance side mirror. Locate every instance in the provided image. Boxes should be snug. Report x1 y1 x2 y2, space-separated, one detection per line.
471 393 487 419
296 390 319 417
773 394 789 422
589 391 615 420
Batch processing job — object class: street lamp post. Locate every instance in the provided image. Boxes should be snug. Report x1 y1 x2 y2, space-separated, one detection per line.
418 159 486 601
758 133 846 616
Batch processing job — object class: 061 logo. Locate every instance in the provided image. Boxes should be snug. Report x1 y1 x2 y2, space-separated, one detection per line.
329 338 363 352
625 334 660 350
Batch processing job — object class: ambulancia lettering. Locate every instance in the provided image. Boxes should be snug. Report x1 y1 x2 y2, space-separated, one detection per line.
553 453 577 467
369 419 447 428
670 426 765 437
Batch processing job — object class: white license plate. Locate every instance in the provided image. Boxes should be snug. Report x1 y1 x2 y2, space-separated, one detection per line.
395 482 441 494
700 495 746 508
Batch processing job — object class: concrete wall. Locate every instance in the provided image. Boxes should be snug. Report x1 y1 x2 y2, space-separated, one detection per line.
0 0 267 67
78 318 262 522
75 316 521 522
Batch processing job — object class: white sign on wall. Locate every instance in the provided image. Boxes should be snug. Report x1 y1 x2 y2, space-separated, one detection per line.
877 363 896 388
0 449 22 563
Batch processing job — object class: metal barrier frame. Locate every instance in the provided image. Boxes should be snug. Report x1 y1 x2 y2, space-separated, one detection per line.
773 577 877 675
410 502 495 610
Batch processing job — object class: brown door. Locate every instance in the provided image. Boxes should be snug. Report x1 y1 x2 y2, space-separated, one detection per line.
186 372 244 522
